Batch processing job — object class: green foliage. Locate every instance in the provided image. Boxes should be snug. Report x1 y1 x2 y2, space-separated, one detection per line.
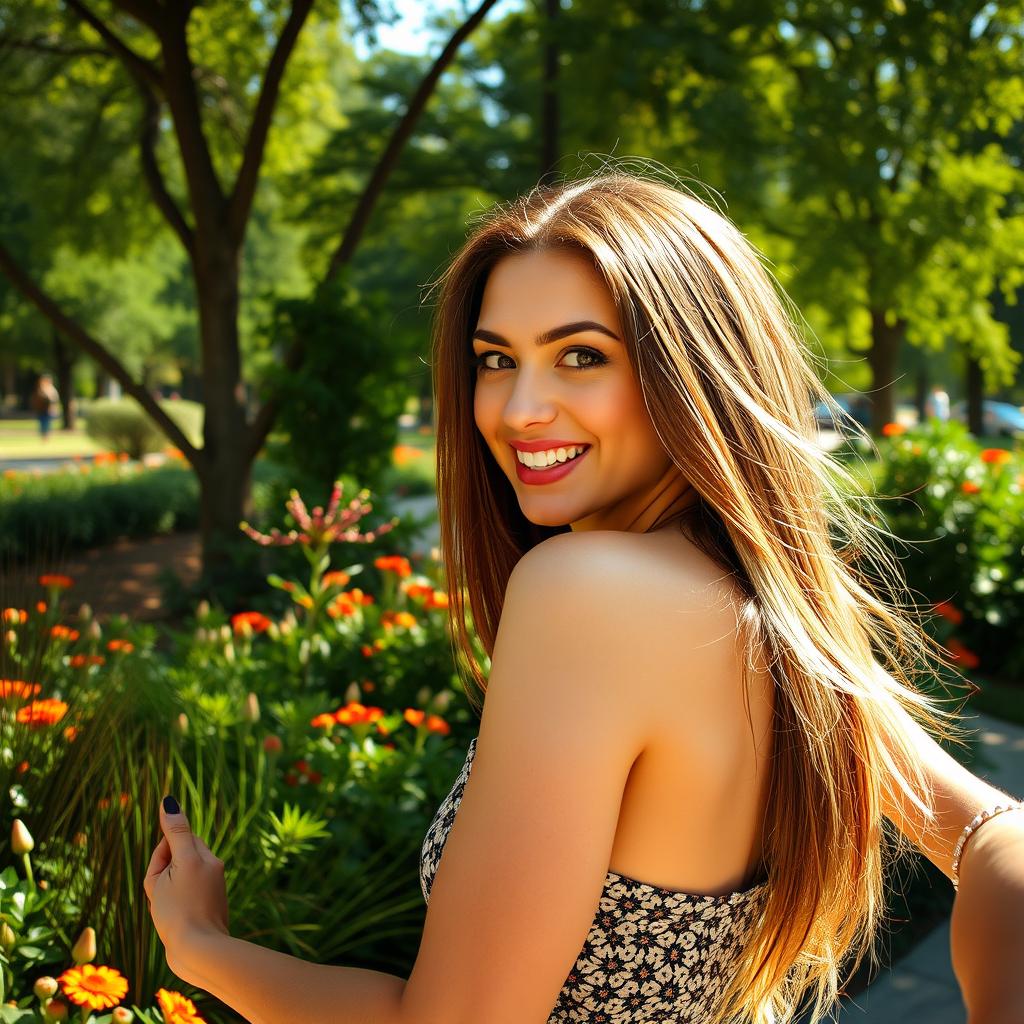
262 279 407 491
872 420 1024 678
0 462 199 563
84 399 203 460
0 499 471 1017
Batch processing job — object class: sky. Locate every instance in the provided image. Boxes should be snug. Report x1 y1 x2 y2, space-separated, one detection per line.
352 0 523 58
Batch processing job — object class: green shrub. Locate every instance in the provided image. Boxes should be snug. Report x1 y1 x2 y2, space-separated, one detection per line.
872 420 1024 679
0 461 200 563
85 398 203 459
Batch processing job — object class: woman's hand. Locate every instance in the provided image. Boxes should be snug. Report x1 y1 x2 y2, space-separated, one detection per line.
144 795 230 982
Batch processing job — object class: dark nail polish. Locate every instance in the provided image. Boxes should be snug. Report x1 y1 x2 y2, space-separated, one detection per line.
163 795 180 815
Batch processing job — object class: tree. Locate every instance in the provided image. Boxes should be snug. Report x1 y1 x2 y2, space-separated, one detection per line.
0 0 499 580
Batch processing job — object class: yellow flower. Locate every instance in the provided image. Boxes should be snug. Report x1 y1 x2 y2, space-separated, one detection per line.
156 988 206 1024
57 964 128 1011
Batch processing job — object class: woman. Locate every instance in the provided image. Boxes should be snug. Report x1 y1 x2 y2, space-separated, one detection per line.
145 170 1024 1023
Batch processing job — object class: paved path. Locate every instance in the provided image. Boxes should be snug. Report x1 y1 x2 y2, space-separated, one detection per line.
838 712 1024 1022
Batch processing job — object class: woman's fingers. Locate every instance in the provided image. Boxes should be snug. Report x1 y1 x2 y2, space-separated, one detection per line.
143 836 171 896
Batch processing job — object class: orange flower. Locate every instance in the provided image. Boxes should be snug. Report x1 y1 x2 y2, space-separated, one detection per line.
980 448 1012 465
322 571 351 589
402 582 434 600
425 714 451 736
17 698 69 726
960 480 981 495
425 591 449 610
933 601 964 626
106 639 134 653
374 555 412 578
93 452 117 465
327 594 357 618
231 611 271 635
70 654 105 668
360 644 375 657
164 447 185 460
881 422 906 437
39 574 74 590
64 725 80 742
0 679 42 700
945 638 980 669
310 713 336 730
404 708 426 727
50 625 80 642
57 964 128 1011
381 610 417 630
392 444 424 467
156 987 206 1024
2 608 27 624
36 601 47 614
334 702 385 726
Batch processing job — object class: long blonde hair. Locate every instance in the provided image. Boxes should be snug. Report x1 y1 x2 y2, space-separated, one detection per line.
428 166 958 1023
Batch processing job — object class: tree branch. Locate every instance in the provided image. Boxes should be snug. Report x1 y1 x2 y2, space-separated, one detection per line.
228 0 315 244
65 0 161 92
246 0 501 459
321 0 501 282
140 86 195 254
0 240 202 466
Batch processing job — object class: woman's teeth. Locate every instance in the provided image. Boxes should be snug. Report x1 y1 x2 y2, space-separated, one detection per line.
516 445 587 469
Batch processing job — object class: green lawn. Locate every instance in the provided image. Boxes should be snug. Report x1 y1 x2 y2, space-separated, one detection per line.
0 418 102 459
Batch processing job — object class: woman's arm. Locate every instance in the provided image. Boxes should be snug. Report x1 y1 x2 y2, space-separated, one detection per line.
879 708 1024 1022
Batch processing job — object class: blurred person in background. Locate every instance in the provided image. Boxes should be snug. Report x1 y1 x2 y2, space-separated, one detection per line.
29 373 59 440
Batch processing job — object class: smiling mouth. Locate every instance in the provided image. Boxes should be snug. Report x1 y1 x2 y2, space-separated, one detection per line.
511 443 591 470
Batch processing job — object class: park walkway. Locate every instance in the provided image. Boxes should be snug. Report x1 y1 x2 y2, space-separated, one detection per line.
838 711 1024 1022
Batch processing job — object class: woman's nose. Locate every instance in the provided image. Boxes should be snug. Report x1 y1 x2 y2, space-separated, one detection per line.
501 368 559 430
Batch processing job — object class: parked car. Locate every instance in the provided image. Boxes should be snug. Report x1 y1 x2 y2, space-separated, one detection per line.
814 393 872 433
950 400 1024 438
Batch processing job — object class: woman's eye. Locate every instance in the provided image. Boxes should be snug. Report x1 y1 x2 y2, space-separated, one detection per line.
473 347 607 373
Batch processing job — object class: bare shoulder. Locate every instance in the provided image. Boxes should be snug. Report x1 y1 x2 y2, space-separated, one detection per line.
511 527 745 627
504 529 755 730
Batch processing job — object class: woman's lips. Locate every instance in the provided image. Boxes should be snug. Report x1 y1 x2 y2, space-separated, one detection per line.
513 446 591 485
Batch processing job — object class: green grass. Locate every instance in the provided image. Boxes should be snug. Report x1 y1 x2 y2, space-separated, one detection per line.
0 418 102 459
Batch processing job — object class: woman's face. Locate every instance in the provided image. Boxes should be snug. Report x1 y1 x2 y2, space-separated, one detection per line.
471 247 692 533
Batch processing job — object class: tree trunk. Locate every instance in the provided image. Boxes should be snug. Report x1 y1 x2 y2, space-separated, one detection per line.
53 329 76 429
193 241 253 586
867 309 906 433
914 360 928 424
966 354 984 436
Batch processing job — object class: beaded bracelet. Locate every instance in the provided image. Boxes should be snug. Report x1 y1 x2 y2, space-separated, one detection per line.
951 801 1024 891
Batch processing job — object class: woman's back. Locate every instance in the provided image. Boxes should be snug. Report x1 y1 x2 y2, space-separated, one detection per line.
418 527 776 1021
603 526 774 898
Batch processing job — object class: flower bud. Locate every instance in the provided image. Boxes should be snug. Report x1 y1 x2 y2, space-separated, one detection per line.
38 879 48 890
87 620 102 641
416 686 431 707
243 692 260 723
175 712 189 736
34 977 59 1000
77 604 93 622
4 629 15 646
224 642 236 663
71 926 96 966
11 818 34 855
266 621 280 641
0 922 15 952
72 832 88 847
219 624 232 643
112 1008 134 1024
432 690 453 712
344 682 361 704
298 639 310 664
43 1000 68 1021
196 600 211 619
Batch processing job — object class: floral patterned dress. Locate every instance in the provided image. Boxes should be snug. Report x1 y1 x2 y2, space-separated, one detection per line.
420 736 770 1023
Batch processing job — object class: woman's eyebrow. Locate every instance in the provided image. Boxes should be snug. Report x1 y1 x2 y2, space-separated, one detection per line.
471 320 622 348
